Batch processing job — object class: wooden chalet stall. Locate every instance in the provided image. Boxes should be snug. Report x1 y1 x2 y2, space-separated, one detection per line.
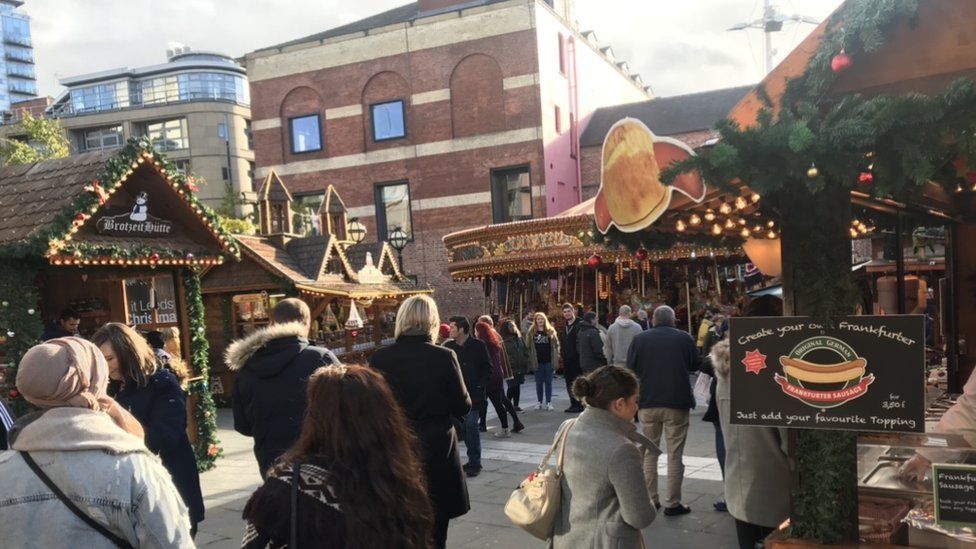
202 175 431 397
0 139 238 470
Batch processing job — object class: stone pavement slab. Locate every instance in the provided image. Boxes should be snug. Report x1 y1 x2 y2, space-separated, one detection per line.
197 377 738 548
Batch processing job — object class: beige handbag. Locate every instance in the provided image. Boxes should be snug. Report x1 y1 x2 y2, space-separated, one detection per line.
504 419 576 540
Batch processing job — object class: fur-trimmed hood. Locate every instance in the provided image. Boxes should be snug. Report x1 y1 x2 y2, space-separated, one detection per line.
225 322 312 373
710 339 731 379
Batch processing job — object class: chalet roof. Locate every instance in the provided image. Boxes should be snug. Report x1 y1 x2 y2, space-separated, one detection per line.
0 142 237 261
0 149 116 248
258 171 293 202
285 234 331 278
579 86 753 147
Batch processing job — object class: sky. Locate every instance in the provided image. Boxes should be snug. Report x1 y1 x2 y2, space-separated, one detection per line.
26 0 845 99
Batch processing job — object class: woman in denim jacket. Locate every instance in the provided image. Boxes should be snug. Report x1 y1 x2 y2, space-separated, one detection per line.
0 337 193 548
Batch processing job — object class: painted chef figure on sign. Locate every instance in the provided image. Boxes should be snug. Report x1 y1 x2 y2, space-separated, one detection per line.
130 191 149 222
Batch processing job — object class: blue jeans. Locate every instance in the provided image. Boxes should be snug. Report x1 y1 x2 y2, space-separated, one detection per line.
535 362 553 403
464 408 482 468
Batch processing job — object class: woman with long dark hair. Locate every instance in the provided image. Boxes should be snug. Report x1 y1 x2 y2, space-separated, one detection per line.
371 294 472 548
242 364 434 548
92 322 205 536
474 320 523 437
498 319 530 411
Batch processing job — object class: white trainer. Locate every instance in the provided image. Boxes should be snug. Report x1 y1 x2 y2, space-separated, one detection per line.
536 402 543 410
546 403 554 411
494 428 511 438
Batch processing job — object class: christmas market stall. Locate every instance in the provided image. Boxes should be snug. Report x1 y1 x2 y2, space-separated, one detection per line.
0 138 240 471
201 176 431 397
594 1 976 546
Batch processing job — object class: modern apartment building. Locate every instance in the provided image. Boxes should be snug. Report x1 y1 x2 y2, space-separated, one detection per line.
41 49 255 213
0 0 37 111
244 0 649 314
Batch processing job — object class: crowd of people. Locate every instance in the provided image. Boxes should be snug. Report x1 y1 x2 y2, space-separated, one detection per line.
0 289 796 549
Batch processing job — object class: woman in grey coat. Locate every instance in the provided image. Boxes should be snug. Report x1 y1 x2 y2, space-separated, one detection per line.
550 365 659 549
713 337 792 548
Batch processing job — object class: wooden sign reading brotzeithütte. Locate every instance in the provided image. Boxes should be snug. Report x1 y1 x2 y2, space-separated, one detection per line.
96 191 173 237
729 315 925 433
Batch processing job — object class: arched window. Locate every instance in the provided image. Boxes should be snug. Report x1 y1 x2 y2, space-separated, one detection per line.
450 54 504 138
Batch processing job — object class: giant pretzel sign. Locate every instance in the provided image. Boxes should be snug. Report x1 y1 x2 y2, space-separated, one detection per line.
594 118 706 234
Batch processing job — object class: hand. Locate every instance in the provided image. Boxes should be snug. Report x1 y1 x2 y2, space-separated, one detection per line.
100 397 146 440
898 454 931 482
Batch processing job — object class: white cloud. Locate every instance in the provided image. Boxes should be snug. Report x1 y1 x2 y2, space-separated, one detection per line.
26 0 844 98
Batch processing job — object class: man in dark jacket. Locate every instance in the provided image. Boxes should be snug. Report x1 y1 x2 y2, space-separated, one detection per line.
558 303 584 413
577 312 607 373
41 308 80 341
227 298 337 478
626 305 698 516
444 316 492 477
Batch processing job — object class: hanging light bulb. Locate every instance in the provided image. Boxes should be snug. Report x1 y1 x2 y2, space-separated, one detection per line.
676 219 686 232
767 220 775 228
850 228 859 238
752 224 763 233
724 218 736 229
767 230 777 239
751 193 761 203
738 218 747 226
689 214 701 226
735 196 748 210
740 227 751 238
712 224 722 235
719 203 732 215
704 208 716 222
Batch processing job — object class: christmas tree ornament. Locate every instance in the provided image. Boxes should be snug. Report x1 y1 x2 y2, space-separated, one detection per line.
831 50 852 73
587 254 602 268
858 171 874 186
807 163 820 178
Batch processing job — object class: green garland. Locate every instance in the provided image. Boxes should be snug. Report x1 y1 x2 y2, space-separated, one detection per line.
183 268 222 471
0 260 44 415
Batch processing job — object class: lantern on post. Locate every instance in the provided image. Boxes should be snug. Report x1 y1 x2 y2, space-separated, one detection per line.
346 218 367 244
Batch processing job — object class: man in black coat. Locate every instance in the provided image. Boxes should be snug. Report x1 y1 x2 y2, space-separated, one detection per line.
40 308 80 341
228 298 337 478
558 303 584 412
626 305 699 516
577 311 608 374
444 316 492 477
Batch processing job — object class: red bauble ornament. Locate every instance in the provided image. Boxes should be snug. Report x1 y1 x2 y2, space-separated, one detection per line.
75 213 86 221
351 330 359 338
149 252 160 262
587 254 602 268
831 51 852 73
858 172 874 187
634 248 649 261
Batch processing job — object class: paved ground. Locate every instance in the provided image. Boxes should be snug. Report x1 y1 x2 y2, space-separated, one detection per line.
196 379 739 548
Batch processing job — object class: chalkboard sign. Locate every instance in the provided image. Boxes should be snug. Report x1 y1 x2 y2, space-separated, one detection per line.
934 464 976 528
729 315 925 433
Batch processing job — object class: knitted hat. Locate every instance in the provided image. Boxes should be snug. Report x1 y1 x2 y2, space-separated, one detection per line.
16 337 109 410
438 323 451 339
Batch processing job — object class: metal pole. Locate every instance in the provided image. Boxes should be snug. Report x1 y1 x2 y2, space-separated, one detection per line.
685 266 692 333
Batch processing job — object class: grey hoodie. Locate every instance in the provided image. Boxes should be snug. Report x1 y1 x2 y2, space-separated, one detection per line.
606 316 643 366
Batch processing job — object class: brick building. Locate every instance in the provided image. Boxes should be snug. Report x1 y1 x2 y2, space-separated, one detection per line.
243 0 648 315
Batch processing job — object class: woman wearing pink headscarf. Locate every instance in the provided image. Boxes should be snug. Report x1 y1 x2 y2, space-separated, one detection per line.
0 337 194 548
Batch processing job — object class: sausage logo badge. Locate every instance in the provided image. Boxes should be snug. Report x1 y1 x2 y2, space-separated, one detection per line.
773 336 875 409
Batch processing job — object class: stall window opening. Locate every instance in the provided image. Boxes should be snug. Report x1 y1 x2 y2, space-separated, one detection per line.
374 182 413 241
289 114 322 154
124 275 178 328
491 166 532 223
371 100 406 141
